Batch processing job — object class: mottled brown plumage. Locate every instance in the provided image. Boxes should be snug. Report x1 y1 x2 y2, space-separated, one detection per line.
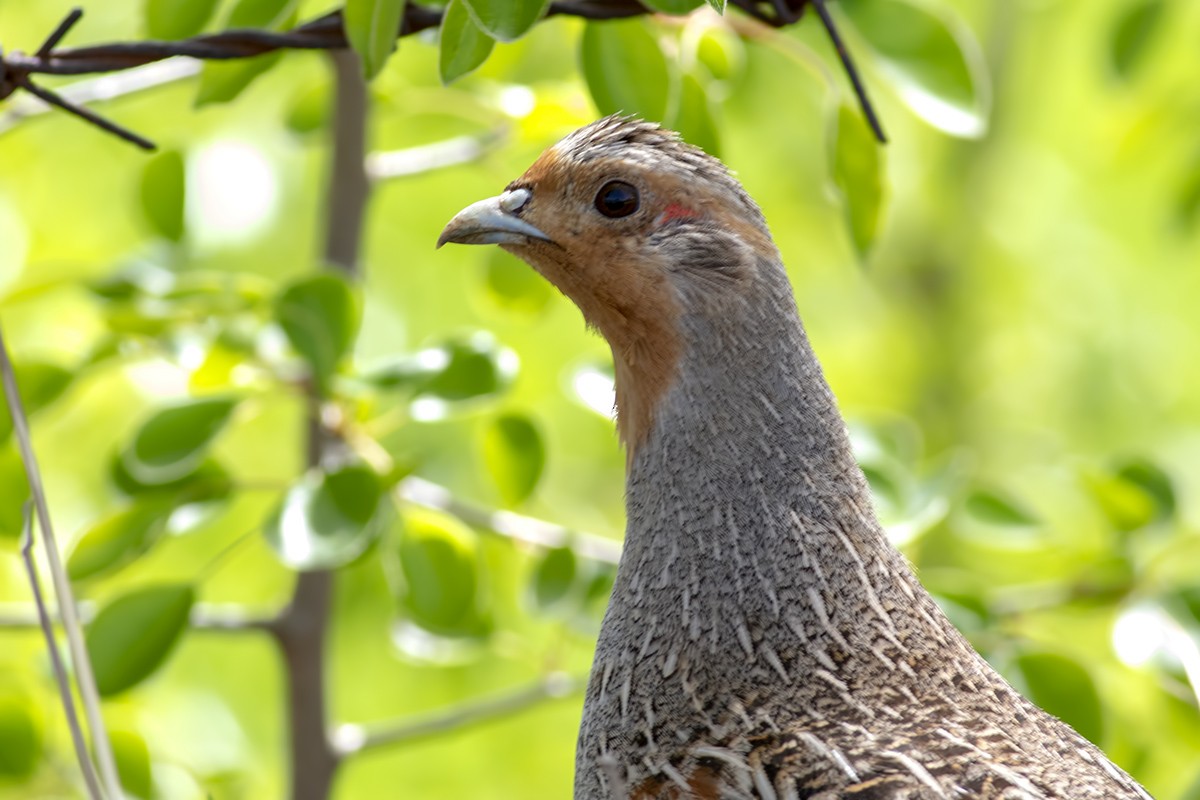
439 116 1152 800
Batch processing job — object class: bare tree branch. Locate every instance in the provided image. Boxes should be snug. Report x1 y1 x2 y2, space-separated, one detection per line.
323 50 370 275
0 60 198 137
19 504 106 800
264 47 372 800
191 604 282 632
810 0 886 142
0 601 278 631
367 129 508 181
273 569 338 800
398 476 622 565
0 324 122 798
331 672 579 756
0 58 503 177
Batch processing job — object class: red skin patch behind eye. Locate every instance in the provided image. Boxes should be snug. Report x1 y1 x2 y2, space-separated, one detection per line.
658 203 697 225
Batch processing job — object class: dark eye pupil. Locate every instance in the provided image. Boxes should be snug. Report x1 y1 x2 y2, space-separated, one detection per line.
595 181 639 218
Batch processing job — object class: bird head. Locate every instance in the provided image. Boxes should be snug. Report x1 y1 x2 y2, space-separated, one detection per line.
439 116 783 454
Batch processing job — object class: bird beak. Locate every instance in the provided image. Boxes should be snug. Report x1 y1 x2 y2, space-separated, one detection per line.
437 188 550 248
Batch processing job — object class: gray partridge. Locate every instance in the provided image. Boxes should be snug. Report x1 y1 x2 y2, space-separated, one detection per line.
438 116 1153 800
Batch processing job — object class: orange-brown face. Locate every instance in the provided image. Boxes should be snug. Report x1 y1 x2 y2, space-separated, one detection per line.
438 116 777 452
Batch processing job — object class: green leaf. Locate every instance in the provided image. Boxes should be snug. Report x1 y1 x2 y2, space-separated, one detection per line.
344 0 407 79
1083 468 1158 533
482 414 545 505
860 463 903 510
0 361 73 443
925 573 993 631
1013 651 1105 745
274 273 360 396
1116 458 1175 520
0 694 39 778
532 546 576 610
145 0 220 39
850 418 922 465
112 453 231 500
90 273 151 302
842 0 989 138
1175 586 1200 626
397 508 483 636
264 463 385 570
420 337 514 402
930 592 988 636
965 488 1039 527
831 102 885 259
693 25 743 82
703 0 725 13
89 262 176 302
462 0 548 42
1175 157 1200 232
87 584 195 696
67 502 171 582
361 356 436 391
1082 460 1173 534
196 0 298 105
110 729 152 799
440 0 495 84
582 564 616 614
580 20 670 122
367 334 516 401
196 53 285 107
483 249 553 314
641 0 703 14
139 150 186 242
285 83 331 135
671 73 721 157
1110 0 1165 80
122 397 238 486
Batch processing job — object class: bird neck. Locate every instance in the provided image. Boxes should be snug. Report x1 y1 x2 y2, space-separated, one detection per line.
627 265 871 543
611 263 938 675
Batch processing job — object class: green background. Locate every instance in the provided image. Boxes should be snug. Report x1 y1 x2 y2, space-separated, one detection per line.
1 0 1198 797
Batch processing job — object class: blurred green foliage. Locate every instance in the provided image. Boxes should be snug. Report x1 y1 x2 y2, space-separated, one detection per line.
1 0 1199 798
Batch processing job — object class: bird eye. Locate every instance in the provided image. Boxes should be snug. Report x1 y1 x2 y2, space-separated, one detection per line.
594 181 640 218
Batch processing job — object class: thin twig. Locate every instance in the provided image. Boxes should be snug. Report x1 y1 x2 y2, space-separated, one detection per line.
331 672 579 756
810 0 887 143
191 605 281 632
397 476 622 565
36 8 84 58
0 601 279 631
0 323 122 798
1 63 500 176
19 503 106 800
367 130 508 181
12 74 154 149
0 60 199 136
